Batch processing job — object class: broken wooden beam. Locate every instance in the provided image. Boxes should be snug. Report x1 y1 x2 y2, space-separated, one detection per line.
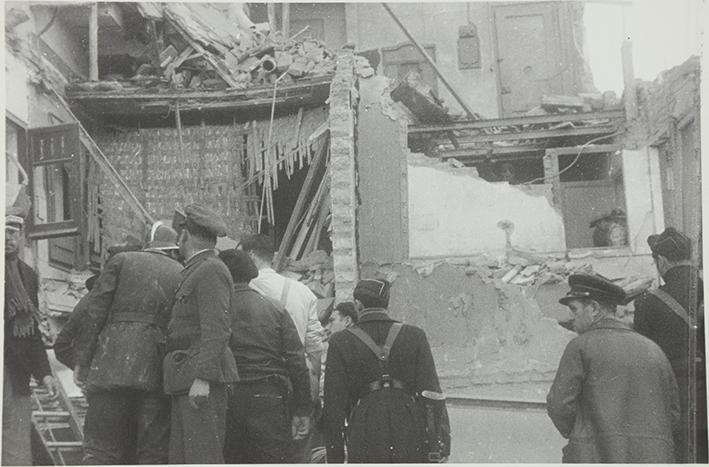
89 3 98 80
165 16 239 88
274 134 329 272
382 2 478 120
407 109 625 134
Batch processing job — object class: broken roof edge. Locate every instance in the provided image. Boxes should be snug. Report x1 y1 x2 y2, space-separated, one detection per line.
66 74 334 99
66 75 334 117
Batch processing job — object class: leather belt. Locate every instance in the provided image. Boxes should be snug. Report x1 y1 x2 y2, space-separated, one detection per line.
111 312 158 325
166 336 194 352
366 378 407 393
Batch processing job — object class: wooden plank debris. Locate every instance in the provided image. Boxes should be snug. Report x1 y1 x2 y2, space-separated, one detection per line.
166 16 239 88
274 134 329 272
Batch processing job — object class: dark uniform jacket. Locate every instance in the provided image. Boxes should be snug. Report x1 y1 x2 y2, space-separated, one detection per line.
547 318 679 463
166 249 238 385
633 264 706 461
74 250 183 393
229 284 310 414
3 258 51 395
634 265 704 371
323 309 449 463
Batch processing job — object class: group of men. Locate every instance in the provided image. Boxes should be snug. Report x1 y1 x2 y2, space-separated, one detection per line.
3 197 706 464
547 226 707 463
3 203 450 465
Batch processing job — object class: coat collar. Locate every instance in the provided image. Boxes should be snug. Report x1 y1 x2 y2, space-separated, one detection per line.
587 317 632 333
357 308 397 324
184 249 216 269
234 282 252 292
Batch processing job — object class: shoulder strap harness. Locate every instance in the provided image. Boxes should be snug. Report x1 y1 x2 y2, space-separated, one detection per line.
279 278 292 308
346 323 406 392
647 288 697 329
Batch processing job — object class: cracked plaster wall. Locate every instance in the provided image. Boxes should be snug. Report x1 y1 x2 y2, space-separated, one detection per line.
408 154 565 257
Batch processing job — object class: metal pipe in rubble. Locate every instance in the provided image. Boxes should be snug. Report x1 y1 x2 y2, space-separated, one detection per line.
260 55 277 73
249 55 278 74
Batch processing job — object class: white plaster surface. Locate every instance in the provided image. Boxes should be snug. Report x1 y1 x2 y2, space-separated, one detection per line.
622 148 664 254
407 156 566 257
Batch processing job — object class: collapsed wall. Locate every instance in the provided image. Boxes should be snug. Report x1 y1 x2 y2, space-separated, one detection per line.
355 74 658 398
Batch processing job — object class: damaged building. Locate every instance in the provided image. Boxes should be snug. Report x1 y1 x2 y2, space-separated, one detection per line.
4 1 702 462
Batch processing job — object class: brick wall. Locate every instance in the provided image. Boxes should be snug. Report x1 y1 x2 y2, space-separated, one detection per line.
328 50 359 301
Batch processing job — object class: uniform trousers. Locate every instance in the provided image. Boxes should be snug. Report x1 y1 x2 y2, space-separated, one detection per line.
82 389 170 464
224 379 291 463
169 384 227 464
2 367 32 466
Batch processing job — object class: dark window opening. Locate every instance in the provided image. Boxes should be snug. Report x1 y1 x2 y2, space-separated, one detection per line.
547 147 627 250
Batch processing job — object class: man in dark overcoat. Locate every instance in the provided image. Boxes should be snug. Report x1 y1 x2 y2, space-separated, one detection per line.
633 227 707 462
3 213 57 466
73 222 183 464
547 273 680 463
218 249 311 463
164 204 239 463
323 279 450 463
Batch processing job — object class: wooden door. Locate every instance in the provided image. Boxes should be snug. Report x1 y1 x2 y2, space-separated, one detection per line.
493 3 565 116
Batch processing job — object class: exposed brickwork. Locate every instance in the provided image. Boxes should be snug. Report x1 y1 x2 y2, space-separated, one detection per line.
328 51 359 302
625 56 700 148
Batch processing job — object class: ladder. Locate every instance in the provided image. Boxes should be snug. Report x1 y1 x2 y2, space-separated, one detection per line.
30 371 86 466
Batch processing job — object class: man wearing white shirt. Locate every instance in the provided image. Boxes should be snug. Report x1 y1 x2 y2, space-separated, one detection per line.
238 234 324 463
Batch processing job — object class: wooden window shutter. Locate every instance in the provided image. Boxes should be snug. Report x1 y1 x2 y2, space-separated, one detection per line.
26 122 83 240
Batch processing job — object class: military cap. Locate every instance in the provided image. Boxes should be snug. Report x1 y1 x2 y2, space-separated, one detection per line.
353 278 391 306
559 273 626 306
5 214 24 232
647 227 691 262
145 220 179 250
172 203 227 238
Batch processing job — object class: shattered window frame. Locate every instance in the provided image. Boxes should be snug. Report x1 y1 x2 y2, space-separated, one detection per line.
26 122 83 242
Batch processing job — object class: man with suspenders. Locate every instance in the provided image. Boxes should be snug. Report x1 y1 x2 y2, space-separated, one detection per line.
634 227 707 462
238 234 324 462
323 279 450 463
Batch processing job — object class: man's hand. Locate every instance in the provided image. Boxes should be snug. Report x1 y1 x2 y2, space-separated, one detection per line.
291 415 311 440
73 365 87 391
188 378 210 409
42 375 58 399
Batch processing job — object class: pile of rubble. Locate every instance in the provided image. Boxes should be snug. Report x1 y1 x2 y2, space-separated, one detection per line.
69 3 337 93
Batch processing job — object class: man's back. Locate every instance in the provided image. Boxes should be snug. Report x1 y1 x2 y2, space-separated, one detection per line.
75 251 183 392
547 319 679 463
634 264 704 363
323 309 447 463
250 268 321 348
229 284 308 393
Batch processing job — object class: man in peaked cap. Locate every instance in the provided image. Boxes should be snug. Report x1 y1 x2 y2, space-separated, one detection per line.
323 279 450 463
3 212 57 465
73 220 183 464
547 273 680 463
634 227 707 462
165 203 239 463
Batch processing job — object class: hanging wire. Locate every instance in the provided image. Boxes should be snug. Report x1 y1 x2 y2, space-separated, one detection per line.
521 130 624 185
